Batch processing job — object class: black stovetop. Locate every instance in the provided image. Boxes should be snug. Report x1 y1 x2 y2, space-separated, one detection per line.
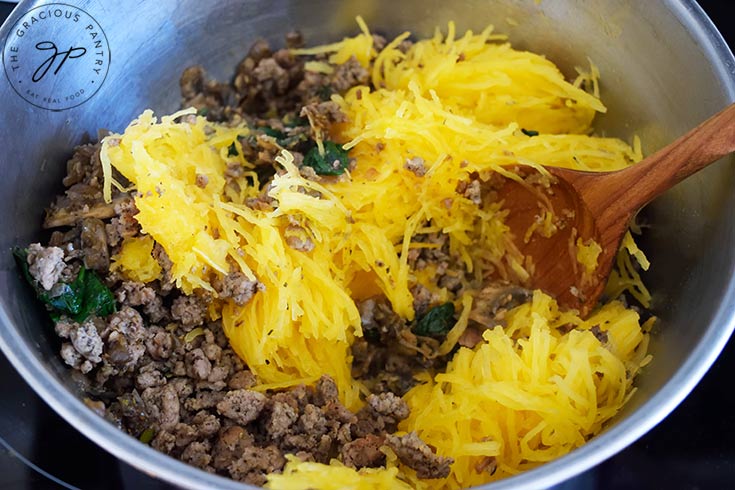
2 2 734 489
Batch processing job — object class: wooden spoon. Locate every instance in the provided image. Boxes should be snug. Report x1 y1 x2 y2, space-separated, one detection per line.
495 103 735 316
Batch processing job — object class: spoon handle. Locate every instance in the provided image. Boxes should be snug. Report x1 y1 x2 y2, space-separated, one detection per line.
584 102 735 220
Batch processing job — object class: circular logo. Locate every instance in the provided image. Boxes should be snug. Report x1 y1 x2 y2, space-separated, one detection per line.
2 3 110 111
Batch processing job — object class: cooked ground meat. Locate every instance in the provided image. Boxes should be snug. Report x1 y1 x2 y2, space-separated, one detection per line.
299 100 348 135
60 342 83 371
457 326 484 349
353 392 410 438
181 440 213 470
263 398 299 440
180 65 233 122
62 142 103 188
228 370 257 390
104 306 146 369
216 390 267 425
410 283 434 318
70 318 104 368
136 363 166 390
253 58 290 94
106 197 140 247
195 174 209 189
228 444 285 486
366 391 409 423
80 217 110 271
352 295 452 396
214 272 262 306
171 295 208 330
143 295 169 323
463 178 482 205
117 370 439 485
341 434 386 469
386 432 453 479
404 156 427 177
284 223 315 252
145 327 174 360
116 281 156 306
186 348 213 381
330 56 370 92
181 65 206 100
26 243 65 291
152 242 174 291
143 384 181 430
406 229 470 295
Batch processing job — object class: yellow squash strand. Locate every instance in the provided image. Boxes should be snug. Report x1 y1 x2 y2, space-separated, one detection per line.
400 291 649 489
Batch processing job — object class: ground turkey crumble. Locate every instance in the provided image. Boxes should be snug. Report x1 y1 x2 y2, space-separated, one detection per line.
20 32 457 485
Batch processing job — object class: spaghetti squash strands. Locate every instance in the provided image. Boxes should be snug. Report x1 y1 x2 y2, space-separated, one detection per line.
400 291 647 489
110 235 162 283
100 20 653 488
102 114 366 407
265 455 412 490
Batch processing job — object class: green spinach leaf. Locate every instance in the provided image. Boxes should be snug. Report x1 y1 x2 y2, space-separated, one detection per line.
76 267 116 320
259 126 286 140
13 247 116 322
413 302 456 337
257 126 308 148
303 141 350 176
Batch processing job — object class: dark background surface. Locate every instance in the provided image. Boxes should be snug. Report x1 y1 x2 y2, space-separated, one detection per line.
1 1 734 489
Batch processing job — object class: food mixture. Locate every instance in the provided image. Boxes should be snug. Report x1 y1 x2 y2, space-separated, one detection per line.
16 19 654 489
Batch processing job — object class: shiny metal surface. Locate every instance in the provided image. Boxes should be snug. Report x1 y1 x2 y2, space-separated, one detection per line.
0 1 733 489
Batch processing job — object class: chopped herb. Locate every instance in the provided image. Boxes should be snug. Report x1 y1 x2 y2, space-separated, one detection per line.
13 247 116 323
257 126 309 148
259 126 287 140
139 428 155 444
413 302 456 337
227 142 239 157
303 141 350 176
521 128 539 137
196 107 209 117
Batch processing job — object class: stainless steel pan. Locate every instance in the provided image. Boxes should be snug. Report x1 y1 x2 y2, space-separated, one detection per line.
0 1 733 488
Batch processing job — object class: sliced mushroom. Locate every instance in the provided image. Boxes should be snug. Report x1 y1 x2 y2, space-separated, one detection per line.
80 217 110 271
469 282 533 327
45 202 115 228
43 184 128 229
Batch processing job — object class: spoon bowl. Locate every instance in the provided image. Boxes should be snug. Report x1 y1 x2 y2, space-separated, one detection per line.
495 103 735 315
